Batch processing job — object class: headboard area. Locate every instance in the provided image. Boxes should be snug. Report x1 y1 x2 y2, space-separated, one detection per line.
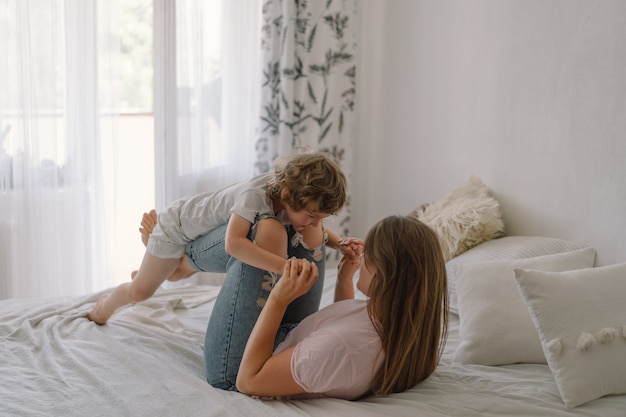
353 0 626 267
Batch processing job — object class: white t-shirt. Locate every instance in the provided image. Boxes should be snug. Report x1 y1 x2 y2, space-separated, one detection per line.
274 299 384 400
147 173 279 258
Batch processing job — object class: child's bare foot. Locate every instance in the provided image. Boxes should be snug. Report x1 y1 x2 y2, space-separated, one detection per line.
87 294 111 325
131 209 197 282
139 209 158 247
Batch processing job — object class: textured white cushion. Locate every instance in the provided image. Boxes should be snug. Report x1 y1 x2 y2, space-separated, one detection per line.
446 236 591 314
454 247 596 366
515 263 626 408
412 176 504 262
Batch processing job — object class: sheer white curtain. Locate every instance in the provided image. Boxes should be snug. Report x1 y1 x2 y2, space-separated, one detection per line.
0 0 119 299
154 0 261 207
0 0 262 298
153 0 262 286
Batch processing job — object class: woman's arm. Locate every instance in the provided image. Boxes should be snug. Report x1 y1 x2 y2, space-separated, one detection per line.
334 254 360 302
224 214 287 274
236 258 318 397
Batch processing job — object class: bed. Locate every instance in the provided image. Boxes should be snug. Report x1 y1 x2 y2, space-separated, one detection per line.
1 256 625 417
2 178 626 416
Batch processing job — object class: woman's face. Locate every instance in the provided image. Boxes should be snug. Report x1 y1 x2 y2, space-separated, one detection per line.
356 257 375 296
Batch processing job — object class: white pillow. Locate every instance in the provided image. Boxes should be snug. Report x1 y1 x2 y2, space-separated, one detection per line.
454 247 596 366
515 263 626 408
446 236 591 315
412 176 504 261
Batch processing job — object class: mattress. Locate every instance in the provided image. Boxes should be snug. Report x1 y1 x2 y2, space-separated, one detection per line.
1 270 624 417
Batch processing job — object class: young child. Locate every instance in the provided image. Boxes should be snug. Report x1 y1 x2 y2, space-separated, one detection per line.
236 215 449 399
87 152 357 324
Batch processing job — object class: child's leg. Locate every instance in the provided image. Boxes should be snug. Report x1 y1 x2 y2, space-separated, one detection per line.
204 216 288 391
132 209 196 281
87 252 180 324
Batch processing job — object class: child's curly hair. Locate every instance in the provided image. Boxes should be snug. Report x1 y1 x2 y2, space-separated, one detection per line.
267 151 347 214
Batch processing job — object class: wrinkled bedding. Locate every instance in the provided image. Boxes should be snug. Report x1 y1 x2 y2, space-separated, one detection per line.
1 271 624 417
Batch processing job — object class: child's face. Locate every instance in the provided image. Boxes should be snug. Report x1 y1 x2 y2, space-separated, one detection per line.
284 203 330 232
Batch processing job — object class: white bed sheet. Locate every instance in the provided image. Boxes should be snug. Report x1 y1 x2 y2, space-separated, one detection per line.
1 270 625 417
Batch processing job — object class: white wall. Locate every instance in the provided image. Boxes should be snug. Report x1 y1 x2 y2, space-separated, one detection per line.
353 0 626 266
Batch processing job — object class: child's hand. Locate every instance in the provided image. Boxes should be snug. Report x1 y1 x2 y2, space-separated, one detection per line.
338 237 364 259
271 258 318 306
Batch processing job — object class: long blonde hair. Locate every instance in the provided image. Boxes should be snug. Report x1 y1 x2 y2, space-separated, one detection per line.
365 215 448 395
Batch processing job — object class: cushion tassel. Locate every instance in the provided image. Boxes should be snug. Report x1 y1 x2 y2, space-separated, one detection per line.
597 327 618 344
546 338 562 357
577 332 596 351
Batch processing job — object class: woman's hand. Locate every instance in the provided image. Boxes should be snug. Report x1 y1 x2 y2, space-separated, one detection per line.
270 258 318 307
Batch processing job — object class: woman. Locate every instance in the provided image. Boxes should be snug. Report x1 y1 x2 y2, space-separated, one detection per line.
236 215 449 399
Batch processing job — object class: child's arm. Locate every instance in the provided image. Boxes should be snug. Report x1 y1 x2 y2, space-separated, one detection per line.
326 228 364 258
325 228 343 250
237 258 316 397
224 214 287 274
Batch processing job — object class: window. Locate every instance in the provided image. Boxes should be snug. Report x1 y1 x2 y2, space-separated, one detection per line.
0 0 259 298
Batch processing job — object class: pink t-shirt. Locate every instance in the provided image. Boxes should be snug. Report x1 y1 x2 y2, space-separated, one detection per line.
274 299 384 400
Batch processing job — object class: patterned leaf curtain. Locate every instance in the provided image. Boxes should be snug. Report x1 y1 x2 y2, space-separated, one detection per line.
255 0 357 241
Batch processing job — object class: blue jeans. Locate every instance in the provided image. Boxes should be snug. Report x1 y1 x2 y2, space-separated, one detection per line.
185 215 326 391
